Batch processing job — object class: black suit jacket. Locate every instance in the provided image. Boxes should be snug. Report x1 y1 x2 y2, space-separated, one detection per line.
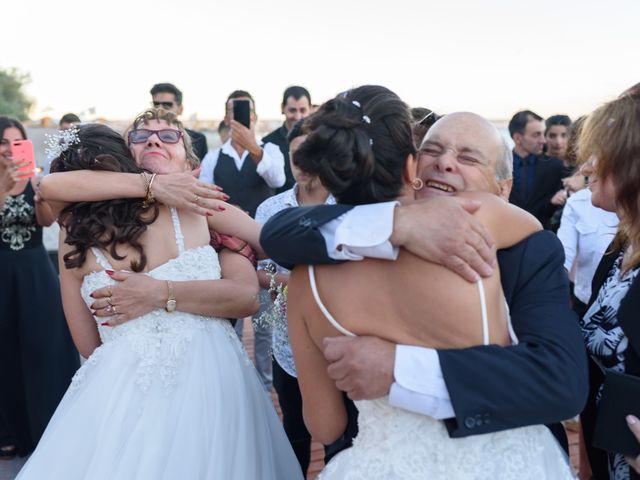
261 205 588 448
509 154 564 229
186 128 208 162
581 248 640 479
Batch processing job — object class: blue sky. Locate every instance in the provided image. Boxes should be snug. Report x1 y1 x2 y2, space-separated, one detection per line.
5 0 639 121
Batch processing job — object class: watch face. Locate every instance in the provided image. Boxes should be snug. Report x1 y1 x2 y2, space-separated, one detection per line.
166 299 177 312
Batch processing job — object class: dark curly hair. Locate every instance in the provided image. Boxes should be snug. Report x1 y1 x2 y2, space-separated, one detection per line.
293 85 415 205
50 123 159 272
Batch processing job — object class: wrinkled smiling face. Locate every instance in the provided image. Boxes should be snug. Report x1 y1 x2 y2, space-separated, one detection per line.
416 114 503 199
129 119 189 174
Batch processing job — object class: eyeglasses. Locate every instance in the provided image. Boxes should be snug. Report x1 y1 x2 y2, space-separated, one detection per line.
128 129 183 144
152 101 175 109
417 111 439 127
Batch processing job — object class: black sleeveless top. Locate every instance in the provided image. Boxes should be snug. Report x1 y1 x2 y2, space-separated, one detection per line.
0 181 43 251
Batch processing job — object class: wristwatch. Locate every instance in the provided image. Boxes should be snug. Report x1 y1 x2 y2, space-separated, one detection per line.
165 280 176 313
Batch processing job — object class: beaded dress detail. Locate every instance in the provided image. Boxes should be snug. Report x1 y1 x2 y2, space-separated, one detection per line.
17 208 302 480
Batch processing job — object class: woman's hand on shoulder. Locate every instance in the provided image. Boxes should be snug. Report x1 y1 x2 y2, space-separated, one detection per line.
153 169 230 217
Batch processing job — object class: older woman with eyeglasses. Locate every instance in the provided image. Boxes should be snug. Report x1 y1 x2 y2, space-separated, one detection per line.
577 86 640 480
17 120 301 479
40 108 264 330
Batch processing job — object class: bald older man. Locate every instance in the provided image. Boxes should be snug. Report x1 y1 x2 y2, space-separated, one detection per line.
260 112 587 455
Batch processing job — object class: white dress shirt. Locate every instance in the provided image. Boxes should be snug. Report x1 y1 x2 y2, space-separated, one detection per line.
557 188 619 304
198 138 285 189
318 202 454 419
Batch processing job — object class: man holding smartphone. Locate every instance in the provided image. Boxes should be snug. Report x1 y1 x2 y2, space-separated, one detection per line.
199 90 285 392
199 90 285 218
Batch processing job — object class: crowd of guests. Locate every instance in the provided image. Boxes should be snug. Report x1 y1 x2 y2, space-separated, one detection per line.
0 80 639 479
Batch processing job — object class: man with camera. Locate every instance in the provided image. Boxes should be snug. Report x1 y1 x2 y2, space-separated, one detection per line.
199 90 285 392
199 90 285 219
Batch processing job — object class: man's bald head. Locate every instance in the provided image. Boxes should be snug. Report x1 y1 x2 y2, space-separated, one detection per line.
423 112 512 181
416 112 513 199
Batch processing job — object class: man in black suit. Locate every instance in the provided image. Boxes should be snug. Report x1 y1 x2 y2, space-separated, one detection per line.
262 86 312 194
507 110 564 229
260 112 587 454
150 83 208 162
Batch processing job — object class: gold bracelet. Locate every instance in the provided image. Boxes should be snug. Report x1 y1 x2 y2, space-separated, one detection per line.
143 173 157 208
141 172 151 196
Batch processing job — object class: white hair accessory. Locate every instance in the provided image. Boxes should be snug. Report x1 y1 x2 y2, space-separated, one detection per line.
45 126 80 159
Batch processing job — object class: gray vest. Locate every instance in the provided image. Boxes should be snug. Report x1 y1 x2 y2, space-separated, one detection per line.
213 150 274 217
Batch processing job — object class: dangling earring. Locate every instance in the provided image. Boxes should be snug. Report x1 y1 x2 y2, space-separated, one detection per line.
411 178 424 191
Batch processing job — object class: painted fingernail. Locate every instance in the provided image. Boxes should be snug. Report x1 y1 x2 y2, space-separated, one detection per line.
91 310 97 316
217 206 226 211
101 322 110 327
215 186 224 191
206 212 213 216
105 270 114 275
222 194 230 200
90 292 95 298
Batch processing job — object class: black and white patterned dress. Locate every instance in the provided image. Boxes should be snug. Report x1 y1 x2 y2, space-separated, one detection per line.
581 251 640 479
0 181 79 455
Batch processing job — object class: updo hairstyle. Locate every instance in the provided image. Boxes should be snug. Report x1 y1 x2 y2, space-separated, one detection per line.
293 85 415 205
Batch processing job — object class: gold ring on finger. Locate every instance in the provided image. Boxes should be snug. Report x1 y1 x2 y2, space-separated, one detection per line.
193 194 200 204
112 305 118 315
106 296 114 306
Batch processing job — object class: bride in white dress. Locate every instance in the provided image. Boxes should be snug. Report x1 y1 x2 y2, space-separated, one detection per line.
17 123 302 479
286 86 575 479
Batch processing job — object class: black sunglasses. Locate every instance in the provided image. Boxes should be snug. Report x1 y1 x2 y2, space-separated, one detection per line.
417 111 439 127
152 101 175 109
128 129 183 144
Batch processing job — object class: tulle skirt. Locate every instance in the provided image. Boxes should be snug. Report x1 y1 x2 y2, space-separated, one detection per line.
17 319 302 480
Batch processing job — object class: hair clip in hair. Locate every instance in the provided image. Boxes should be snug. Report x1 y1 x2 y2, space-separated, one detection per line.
362 115 371 124
369 138 374 146
45 126 80 159
351 101 361 108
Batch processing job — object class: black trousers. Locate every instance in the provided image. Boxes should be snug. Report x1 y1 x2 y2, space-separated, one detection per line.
272 360 311 475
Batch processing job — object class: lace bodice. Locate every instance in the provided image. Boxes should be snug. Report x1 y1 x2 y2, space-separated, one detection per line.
73 209 243 393
319 397 568 479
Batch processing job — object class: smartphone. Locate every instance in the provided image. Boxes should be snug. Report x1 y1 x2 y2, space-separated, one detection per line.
233 99 251 129
10 139 36 178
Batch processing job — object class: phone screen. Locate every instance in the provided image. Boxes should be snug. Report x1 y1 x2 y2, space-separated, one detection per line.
10 140 36 178
233 99 251 129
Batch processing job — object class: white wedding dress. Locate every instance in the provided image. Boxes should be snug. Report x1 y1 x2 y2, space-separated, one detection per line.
17 209 302 480
307 266 575 480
